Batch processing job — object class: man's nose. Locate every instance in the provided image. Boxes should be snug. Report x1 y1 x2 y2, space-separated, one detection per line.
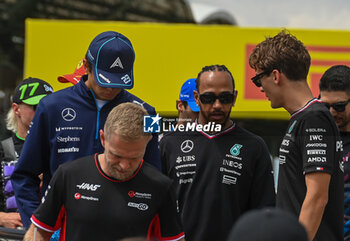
212 98 223 109
118 160 131 170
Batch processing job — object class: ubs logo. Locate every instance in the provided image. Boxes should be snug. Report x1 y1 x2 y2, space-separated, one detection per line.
180 140 194 153
61 108 76 121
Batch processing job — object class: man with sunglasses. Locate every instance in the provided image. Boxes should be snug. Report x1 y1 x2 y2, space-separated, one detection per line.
249 30 343 241
0 77 53 229
160 64 275 241
319 64 350 241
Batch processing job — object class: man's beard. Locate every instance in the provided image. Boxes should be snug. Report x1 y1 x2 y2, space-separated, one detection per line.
200 109 231 129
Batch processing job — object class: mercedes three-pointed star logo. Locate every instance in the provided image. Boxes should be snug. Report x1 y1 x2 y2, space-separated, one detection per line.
61 108 76 121
180 140 194 153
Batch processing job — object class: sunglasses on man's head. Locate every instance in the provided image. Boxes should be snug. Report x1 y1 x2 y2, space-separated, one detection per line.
251 70 273 87
199 92 235 104
323 99 350 112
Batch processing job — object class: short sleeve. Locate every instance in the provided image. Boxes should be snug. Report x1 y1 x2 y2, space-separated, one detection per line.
150 184 184 240
31 166 66 232
299 113 338 175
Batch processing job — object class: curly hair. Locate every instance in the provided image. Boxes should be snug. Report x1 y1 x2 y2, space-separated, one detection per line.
104 102 151 141
249 30 311 81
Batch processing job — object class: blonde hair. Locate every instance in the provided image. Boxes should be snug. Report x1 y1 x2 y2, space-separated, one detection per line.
104 102 151 141
6 108 17 133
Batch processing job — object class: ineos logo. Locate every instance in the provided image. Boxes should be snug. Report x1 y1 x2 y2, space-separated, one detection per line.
180 140 194 153
61 108 76 121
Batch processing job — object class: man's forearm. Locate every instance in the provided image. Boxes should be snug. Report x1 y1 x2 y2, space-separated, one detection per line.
299 199 326 241
23 224 51 241
300 172 330 241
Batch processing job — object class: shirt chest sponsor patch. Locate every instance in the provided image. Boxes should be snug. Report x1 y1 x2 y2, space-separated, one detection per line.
174 155 196 184
61 108 77 121
225 144 244 161
127 202 149 211
128 190 152 199
73 193 99 202
73 182 101 202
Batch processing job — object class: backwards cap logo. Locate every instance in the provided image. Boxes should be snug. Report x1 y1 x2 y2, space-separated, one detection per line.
77 60 84 69
19 82 40 100
230 144 243 156
180 140 194 153
61 108 76 121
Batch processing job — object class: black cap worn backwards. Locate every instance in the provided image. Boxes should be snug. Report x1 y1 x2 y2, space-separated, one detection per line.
12 77 53 105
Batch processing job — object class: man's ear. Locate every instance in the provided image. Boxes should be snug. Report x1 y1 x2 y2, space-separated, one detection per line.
272 69 281 85
233 90 238 106
194 90 200 106
100 129 105 148
176 100 184 112
83 58 91 74
12 103 20 117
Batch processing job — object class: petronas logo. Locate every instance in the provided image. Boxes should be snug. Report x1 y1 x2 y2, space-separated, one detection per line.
230 144 243 156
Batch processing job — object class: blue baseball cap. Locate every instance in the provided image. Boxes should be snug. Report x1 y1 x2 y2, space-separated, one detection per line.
179 78 200 112
86 31 135 89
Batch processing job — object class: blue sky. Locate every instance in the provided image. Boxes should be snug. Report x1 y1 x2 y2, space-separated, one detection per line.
189 0 350 30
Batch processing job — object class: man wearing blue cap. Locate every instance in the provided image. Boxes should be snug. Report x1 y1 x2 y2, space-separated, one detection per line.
11 31 161 228
176 78 200 125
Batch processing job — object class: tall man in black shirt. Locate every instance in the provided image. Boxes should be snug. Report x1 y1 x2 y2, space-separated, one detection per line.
319 65 350 240
249 30 343 241
161 64 275 241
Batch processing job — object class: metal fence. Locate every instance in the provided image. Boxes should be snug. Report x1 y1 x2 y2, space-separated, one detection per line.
0 227 25 240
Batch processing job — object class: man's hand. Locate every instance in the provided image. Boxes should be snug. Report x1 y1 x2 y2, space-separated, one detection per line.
0 211 23 228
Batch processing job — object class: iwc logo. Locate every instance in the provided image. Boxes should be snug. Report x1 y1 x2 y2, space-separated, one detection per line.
180 140 194 153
